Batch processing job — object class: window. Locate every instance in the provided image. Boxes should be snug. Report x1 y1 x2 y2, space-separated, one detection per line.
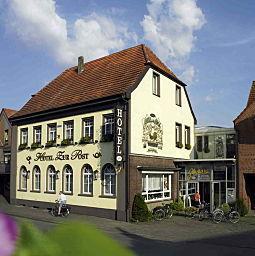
20 166 27 190
142 173 172 201
33 126 42 144
47 166 56 192
33 166 40 191
175 85 181 106
152 72 160 96
102 164 116 196
103 114 114 135
197 136 202 152
64 121 74 141
226 134 236 158
185 126 190 148
83 117 94 142
20 128 28 145
82 164 93 194
204 135 209 152
175 123 182 147
48 123 57 142
187 182 198 196
4 130 8 144
63 165 73 193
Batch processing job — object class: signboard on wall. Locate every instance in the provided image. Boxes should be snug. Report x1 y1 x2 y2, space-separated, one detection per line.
187 168 211 181
114 104 125 165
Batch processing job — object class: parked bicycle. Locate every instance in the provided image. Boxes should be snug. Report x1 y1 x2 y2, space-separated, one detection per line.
153 203 173 221
198 203 224 224
217 207 240 224
50 200 71 217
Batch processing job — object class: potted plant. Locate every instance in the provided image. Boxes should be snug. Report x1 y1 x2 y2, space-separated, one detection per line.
61 138 73 146
18 143 27 151
176 141 183 148
30 142 41 149
79 135 93 144
45 140 56 148
185 144 191 150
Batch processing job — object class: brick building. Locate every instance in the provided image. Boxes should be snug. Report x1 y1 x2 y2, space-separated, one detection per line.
234 81 255 210
10 45 196 220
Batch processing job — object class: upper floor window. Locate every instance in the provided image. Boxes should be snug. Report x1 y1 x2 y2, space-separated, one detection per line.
152 72 160 96
185 126 191 149
103 114 114 135
175 123 182 148
64 121 74 141
197 136 202 152
204 135 209 153
4 129 8 144
82 117 94 142
176 85 181 106
48 123 57 142
33 126 42 144
20 128 28 145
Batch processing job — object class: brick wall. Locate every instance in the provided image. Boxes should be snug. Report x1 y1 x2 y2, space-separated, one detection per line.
128 154 179 216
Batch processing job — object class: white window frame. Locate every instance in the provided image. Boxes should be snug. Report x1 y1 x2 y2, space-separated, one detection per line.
83 118 94 139
82 165 93 194
185 126 190 146
48 166 56 192
21 128 28 144
48 124 57 142
33 166 40 191
175 123 182 145
176 85 181 106
103 115 114 135
64 166 73 193
34 126 41 143
20 167 27 190
103 164 116 196
142 171 173 202
64 121 74 140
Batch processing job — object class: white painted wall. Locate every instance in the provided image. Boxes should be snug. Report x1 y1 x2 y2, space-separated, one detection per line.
130 68 195 159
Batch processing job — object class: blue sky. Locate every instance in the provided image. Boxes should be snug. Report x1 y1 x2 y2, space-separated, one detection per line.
0 0 254 127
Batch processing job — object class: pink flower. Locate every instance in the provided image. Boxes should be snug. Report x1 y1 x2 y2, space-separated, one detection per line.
0 212 18 256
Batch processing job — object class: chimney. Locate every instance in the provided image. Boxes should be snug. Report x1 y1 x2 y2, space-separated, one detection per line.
77 56 84 74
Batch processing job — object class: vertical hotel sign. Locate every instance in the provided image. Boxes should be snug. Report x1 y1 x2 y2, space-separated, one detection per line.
115 104 125 164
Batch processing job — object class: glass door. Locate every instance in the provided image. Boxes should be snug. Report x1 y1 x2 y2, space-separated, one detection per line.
212 182 221 210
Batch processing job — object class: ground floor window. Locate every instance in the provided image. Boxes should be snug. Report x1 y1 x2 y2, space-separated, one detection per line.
102 164 116 196
20 166 27 190
47 165 56 192
142 172 172 202
82 164 93 194
33 166 40 191
63 165 73 193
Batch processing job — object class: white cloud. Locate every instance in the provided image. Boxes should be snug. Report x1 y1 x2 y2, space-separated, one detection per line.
141 0 205 83
6 0 135 65
180 65 195 84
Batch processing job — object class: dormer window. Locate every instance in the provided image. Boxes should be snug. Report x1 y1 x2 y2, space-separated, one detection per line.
152 72 160 96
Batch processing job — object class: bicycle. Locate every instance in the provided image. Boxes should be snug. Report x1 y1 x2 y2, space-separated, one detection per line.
219 207 240 223
153 203 173 221
198 203 224 224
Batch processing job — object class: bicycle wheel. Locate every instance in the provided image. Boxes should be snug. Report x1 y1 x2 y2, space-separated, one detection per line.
212 211 223 224
153 209 165 221
229 211 240 224
166 208 173 218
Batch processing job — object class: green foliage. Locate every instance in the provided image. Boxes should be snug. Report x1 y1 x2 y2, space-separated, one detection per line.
176 142 183 148
132 193 150 222
101 133 114 142
220 203 230 214
236 198 248 217
184 206 197 213
61 139 73 146
18 143 27 150
79 135 93 144
45 140 56 148
14 221 133 256
31 142 41 149
185 144 191 150
170 197 184 211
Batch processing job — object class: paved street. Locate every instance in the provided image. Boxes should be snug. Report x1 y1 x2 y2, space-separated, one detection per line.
1 197 255 256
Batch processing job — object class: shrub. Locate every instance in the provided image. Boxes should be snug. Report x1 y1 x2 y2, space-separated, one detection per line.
220 203 230 214
170 197 184 212
236 198 248 217
131 194 150 222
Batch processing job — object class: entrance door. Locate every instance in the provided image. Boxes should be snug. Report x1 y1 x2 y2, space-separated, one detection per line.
244 174 255 210
199 182 210 203
212 182 221 210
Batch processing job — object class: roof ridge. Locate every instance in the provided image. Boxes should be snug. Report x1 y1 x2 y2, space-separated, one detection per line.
141 44 150 64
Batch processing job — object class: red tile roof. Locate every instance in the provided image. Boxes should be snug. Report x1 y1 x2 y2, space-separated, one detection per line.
234 81 255 124
3 108 17 118
12 44 180 119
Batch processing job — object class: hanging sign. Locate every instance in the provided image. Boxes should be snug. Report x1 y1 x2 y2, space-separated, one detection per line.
187 168 211 181
114 104 125 164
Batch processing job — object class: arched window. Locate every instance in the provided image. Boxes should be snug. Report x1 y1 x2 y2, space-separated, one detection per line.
20 166 27 190
47 165 56 192
33 166 41 191
82 164 93 194
63 165 73 193
102 164 116 196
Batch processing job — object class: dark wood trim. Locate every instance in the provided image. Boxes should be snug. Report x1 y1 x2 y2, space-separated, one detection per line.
78 193 93 197
17 189 27 192
63 192 73 195
30 190 41 193
44 191 56 194
99 195 116 199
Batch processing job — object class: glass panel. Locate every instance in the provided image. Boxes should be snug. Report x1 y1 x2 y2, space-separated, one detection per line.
213 182 220 209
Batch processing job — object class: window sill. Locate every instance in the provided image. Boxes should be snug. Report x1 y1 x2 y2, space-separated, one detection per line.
99 195 116 199
63 192 73 195
30 190 41 193
152 93 160 97
17 189 27 192
175 104 182 107
44 191 56 194
78 193 93 197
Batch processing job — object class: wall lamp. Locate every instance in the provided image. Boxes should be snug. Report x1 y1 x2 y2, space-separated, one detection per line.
93 170 99 181
55 170 60 179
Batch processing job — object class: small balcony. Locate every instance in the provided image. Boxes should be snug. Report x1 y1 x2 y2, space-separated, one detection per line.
0 163 10 174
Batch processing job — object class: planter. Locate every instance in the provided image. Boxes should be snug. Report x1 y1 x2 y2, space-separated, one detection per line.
18 143 27 150
45 140 56 148
31 143 41 149
61 139 73 146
